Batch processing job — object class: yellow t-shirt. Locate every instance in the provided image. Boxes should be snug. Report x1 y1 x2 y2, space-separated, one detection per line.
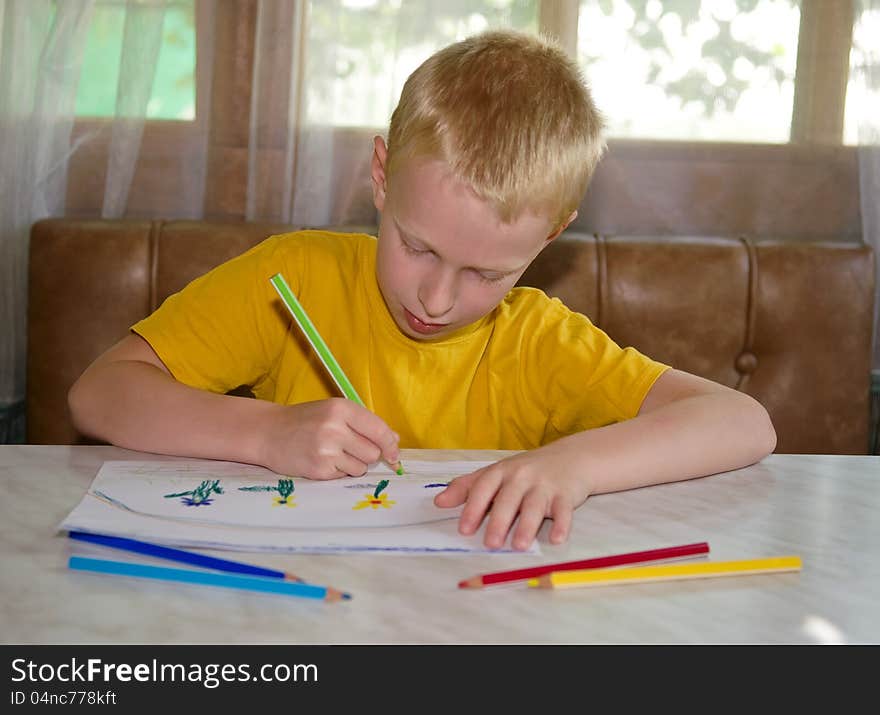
132 230 669 449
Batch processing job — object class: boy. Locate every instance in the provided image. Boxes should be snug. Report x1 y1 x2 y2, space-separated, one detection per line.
68 30 776 551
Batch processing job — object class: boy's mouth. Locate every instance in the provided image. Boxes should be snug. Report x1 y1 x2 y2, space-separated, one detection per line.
403 307 449 335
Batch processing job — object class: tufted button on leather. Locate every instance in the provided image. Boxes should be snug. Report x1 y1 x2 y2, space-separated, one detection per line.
735 351 758 374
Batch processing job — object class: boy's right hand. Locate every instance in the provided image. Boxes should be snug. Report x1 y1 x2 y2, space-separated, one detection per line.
257 398 400 480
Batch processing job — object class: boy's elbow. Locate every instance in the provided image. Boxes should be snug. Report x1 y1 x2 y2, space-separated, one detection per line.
746 395 777 459
67 372 101 438
67 375 89 433
759 409 777 457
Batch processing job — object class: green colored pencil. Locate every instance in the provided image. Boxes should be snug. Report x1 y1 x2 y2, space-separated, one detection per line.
270 272 404 475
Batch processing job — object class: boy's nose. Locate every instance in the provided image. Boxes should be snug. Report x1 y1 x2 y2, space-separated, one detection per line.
418 270 456 318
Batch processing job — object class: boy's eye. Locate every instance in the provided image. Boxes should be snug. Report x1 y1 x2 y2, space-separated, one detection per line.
400 238 430 255
398 234 506 283
475 270 506 284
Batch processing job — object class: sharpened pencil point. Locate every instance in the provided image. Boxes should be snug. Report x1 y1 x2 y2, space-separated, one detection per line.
325 587 353 603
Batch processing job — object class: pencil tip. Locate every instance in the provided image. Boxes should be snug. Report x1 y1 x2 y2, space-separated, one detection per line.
342 593 352 600
458 578 480 589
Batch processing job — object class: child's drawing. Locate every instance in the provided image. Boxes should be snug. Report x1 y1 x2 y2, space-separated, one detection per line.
60 459 542 554
239 479 297 507
352 479 396 510
163 479 224 506
79 461 468 530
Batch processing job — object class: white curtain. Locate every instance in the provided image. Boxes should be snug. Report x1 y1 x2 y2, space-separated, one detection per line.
0 0 213 442
854 0 880 372
247 0 381 225
853 0 880 454
103 0 167 217
0 0 94 442
245 0 531 227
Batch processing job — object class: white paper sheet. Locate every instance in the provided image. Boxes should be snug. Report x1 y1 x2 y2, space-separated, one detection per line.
59 460 541 554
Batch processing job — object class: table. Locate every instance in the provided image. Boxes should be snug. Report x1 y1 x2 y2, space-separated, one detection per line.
2 446 878 644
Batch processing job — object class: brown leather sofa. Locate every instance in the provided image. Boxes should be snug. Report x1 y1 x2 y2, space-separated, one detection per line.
27 218 876 454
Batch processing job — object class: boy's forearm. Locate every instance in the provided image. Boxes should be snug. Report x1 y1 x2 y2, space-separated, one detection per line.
68 360 277 466
551 392 777 495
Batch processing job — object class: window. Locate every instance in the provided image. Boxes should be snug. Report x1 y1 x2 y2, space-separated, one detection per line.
59 0 863 231
299 0 869 149
577 0 801 142
72 0 196 120
844 2 879 145
304 0 538 127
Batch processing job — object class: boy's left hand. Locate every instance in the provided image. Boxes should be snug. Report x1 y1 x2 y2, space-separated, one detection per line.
433 447 591 550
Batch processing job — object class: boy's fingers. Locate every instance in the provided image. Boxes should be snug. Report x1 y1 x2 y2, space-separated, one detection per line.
305 450 366 480
483 484 529 549
510 489 549 551
548 494 573 544
346 405 400 463
457 470 502 536
340 451 371 476
342 430 384 467
433 471 478 507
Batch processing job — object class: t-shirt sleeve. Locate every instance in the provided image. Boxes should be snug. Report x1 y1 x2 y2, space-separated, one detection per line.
131 235 294 395
521 297 670 439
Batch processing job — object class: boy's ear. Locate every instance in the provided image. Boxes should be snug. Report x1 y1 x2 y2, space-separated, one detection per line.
545 210 578 244
371 136 389 211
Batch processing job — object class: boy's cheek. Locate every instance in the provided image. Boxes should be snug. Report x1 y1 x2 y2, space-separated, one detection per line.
378 251 413 293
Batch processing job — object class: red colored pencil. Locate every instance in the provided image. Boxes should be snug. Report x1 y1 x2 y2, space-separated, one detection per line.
457 542 710 589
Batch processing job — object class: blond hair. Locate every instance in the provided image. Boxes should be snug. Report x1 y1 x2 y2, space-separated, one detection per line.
386 29 605 230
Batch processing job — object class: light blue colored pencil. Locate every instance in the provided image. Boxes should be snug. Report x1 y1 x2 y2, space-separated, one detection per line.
68 556 351 602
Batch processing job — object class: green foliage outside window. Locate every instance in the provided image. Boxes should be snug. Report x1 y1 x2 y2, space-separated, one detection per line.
73 0 195 120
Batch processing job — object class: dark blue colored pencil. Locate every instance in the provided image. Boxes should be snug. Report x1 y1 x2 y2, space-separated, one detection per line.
67 530 304 582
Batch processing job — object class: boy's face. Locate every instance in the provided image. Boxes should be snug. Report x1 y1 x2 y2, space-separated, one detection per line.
371 138 568 341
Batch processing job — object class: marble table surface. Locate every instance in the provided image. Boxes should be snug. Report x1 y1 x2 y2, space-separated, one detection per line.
1 445 878 644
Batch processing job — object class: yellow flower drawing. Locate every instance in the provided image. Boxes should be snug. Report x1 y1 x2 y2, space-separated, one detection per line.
352 493 396 510
353 479 395 510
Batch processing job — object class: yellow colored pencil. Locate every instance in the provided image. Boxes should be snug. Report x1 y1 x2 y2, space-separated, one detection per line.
527 556 802 589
